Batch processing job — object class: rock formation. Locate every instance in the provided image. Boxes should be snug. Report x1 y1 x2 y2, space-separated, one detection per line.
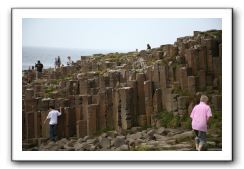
22 30 222 150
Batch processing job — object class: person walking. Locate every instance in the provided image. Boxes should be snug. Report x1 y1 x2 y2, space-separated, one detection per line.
44 106 62 142
190 95 212 151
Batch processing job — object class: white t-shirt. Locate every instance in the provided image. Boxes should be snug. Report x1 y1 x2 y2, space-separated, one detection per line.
47 110 61 125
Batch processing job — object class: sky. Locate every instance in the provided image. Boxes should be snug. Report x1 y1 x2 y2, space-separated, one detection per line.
22 18 222 51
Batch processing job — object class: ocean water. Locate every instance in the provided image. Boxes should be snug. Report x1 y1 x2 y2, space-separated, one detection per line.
22 47 118 70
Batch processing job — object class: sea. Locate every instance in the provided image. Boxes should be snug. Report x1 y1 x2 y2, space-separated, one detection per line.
22 47 122 70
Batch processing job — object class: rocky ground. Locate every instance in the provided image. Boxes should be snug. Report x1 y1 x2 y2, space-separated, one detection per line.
23 127 222 151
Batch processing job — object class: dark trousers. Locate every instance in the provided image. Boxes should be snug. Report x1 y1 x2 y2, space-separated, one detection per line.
49 124 57 141
194 130 206 145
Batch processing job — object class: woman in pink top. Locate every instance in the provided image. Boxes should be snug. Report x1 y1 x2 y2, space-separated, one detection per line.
190 95 212 151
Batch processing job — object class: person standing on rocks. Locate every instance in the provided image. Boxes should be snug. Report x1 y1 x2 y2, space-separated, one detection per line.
54 57 58 69
190 95 212 151
67 56 73 66
44 106 62 142
35 60 43 80
57 56 61 68
147 43 151 50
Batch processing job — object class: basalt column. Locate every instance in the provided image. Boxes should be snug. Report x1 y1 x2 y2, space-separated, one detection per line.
119 87 134 130
144 80 153 126
136 73 146 126
87 104 98 136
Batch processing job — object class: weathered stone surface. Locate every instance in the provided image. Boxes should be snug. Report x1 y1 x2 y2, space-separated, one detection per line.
130 127 143 133
38 98 51 111
165 88 178 112
58 107 74 138
127 80 138 126
159 65 168 90
97 92 106 130
174 66 182 83
145 66 153 81
118 144 129 151
105 87 114 129
136 73 145 116
146 129 156 139
219 44 222 58
144 81 153 126
76 120 87 138
153 88 162 113
119 87 134 130
24 111 35 140
188 76 196 95
198 70 206 90
206 73 213 86
138 115 147 127
99 137 111 149
177 96 189 110
202 38 219 56
211 95 222 111
87 104 98 136
152 63 160 88
24 98 38 113
114 136 126 147
112 89 120 130
75 105 83 121
127 132 143 140
67 80 79 95
79 80 88 95
172 131 194 142
25 89 34 100
180 67 188 90
185 49 198 75
212 57 221 77
198 46 207 70
156 127 166 135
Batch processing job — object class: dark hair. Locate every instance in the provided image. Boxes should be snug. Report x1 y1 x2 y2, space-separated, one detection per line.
49 106 55 109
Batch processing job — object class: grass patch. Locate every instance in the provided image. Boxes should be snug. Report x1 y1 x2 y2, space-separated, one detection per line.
156 110 192 129
157 110 180 128
180 114 192 129
95 128 114 136
208 110 222 130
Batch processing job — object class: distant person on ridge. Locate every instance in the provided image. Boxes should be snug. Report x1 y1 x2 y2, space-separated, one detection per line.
147 44 151 50
190 95 212 151
57 56 61 68
54 57 58 69
44 106 62 142
67 56 73 66
35 60 43 80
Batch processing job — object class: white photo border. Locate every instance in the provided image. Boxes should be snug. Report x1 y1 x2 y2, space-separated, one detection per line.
12 8 233 161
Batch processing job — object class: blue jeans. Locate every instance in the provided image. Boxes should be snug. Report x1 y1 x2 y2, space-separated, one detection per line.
49 124 57 141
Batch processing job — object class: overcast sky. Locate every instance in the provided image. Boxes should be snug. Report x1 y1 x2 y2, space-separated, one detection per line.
23 18 221 51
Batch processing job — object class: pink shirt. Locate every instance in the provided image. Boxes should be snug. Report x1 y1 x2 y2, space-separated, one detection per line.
190 102 212 132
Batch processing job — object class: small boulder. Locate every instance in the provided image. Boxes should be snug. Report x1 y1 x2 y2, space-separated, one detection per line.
128 132 143 140
147 129 156 139
172 131 194 142
130 127 143 133
156 127 166 135
119 144 129 151
114 136 126 147
100 137 111 149
107 131 118 138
